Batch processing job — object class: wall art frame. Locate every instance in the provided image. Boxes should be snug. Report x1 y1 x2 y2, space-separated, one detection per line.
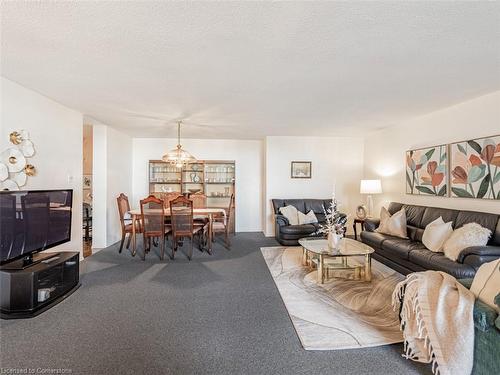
406 144 448 196
291 161 312 179
449 135 500 200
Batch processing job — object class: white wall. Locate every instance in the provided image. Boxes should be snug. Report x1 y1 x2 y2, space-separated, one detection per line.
91 122 133 248
1 77 83 256
106 126 133 245
92 124 108 248
364 91 500 215
264 136 365 236
132 138 263 232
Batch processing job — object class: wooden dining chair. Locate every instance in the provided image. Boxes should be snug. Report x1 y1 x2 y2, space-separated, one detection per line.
212 194 234 248
170 196 203 260
190 192 207 209
140 195 171 260
190 192 210 229
159 192 183 209
117 193 142 253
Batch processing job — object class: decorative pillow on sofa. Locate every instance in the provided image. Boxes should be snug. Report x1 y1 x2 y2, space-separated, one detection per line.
470 259 500 312
443 223 492 261
422 217 453 252
376 207 408 238
279 205 299 225
298 210 318 225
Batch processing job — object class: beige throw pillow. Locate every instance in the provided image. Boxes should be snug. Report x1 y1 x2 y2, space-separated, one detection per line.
298 210 318 225
422 217 453 252
443 223 491 261
279 205 299 225
470 259 500 312
376 207 408 238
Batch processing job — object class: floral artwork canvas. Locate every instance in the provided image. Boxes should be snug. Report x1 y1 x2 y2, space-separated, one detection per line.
450 136 500 200
406 145 447 196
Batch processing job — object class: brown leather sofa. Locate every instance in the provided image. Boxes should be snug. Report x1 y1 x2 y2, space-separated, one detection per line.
360 202 500 278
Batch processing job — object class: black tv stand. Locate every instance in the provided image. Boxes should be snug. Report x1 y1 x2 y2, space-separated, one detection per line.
1 252 60 270
0 252 80 319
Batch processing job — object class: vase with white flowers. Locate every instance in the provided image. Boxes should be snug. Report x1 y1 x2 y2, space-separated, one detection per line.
316 196 348 249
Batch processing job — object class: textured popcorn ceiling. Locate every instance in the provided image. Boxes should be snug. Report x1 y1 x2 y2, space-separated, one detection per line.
1 1 499 139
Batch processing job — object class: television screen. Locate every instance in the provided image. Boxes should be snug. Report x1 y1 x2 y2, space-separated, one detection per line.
0 189 73 263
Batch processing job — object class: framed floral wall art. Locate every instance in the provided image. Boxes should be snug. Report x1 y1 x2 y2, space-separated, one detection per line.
406 144 447 196
450 135 500 200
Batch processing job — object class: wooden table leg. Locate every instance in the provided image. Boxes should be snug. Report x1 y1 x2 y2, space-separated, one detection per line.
131 213 137 257
353 221 357 240
302 247 307 266
207 214 213 255
365 254 372 281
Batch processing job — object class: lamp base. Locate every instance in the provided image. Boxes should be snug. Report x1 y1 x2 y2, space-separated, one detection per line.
367 195 374 218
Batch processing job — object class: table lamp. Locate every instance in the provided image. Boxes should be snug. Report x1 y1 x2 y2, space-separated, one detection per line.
360 179 382 217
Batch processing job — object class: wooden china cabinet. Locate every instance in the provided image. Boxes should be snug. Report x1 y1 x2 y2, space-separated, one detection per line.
148 160 235 232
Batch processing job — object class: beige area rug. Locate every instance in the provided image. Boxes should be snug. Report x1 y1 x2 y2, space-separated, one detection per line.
261 246 404 350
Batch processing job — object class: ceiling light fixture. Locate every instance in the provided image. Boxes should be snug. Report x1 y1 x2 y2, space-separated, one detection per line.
162 120 196 169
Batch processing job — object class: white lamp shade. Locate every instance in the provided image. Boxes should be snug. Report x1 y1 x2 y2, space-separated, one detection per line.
360 179 382 194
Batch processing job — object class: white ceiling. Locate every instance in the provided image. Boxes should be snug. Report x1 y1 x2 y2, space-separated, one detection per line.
1 1 500 139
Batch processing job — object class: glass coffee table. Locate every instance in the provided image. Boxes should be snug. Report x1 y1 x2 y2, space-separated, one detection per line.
298 237 375 283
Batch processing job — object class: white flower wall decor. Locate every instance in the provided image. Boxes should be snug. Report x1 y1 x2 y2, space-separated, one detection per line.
0 130 37 190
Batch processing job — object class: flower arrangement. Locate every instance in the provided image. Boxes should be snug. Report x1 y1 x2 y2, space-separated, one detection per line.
316 196 347 237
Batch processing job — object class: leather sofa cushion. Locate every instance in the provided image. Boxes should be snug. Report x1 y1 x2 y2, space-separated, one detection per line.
360 231 393 248
282 199 306 213
382 238 427 260
409 249 476 278
493 220 500 246
455 211 499 245
272 199 285 214
280 224 317 235
304 199 330 214
388 202 404 215
421 207 459 228
272 199 333 215
315 213 326 223
406 225 425 242
403 204 426 227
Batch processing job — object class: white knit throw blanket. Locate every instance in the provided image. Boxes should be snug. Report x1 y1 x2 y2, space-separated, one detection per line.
392 271 475 375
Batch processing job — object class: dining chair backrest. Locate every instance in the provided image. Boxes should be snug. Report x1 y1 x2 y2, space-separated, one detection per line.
117 193 131 230
190 192 207 209
170 196 194 236
158 192 183 209
140 195 165 236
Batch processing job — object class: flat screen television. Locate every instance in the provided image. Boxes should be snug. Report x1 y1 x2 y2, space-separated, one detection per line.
0 189 73 267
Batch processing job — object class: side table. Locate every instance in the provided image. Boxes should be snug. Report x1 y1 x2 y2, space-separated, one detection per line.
353 218 365 241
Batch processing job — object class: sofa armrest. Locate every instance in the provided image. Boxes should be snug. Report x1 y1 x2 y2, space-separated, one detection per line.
363 218 380 232
457 245 500 264
275 214 290 227
458 278 474 289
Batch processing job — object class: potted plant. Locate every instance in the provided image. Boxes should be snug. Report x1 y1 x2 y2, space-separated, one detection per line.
317 196 347 249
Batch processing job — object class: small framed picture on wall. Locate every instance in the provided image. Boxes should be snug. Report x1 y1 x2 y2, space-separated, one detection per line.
291 161 312 179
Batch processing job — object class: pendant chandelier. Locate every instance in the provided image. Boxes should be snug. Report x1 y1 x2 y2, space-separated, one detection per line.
162 120 196 169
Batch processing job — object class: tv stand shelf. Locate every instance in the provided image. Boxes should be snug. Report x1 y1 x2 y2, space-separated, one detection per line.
0 252 80 319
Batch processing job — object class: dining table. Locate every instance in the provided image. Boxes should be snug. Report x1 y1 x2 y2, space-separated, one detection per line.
127 207 227 256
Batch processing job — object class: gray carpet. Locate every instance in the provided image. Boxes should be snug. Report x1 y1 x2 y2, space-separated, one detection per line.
0 233 431 375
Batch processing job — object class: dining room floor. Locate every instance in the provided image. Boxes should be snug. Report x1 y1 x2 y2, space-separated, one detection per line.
0 232 431 375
